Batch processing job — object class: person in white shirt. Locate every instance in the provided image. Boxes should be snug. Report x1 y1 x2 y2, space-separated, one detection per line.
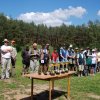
97 51 100 72
1 39 12 79
91 49 97 75
10 40 17 76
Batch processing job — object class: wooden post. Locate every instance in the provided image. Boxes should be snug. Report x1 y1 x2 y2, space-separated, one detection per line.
67 76 70 100
52 80 54 91
49 79 52 100
31 78 33 100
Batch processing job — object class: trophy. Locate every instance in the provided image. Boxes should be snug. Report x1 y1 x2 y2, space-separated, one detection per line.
55 62 60 74
64 62 69 73
49 63 55 75
60 61 65 73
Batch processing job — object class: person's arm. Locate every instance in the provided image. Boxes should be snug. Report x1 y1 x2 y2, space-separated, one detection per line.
77 54 79 65
15 48 17 57
60 50 64 59
1 46 8 53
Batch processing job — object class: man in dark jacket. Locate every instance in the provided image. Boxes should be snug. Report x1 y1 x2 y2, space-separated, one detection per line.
21 45 30 75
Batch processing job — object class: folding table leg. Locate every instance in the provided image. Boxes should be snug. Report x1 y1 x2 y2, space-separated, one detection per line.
49 80 52 100
31 78 33 100
67 76 70 100
52 80 54 91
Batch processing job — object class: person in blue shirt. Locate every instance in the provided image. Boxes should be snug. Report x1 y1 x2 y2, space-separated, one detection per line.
60 45 69 72
68 44 75 71
60 47 68 62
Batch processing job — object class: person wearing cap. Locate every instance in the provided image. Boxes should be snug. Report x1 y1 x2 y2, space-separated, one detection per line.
74 47 79 72
68 44 75 71
43 43 51 74
86 47 91 55
38 44 50 75
10 40 17 76
77 48 85 77
38 44 45 75
0 39 12 79
29 43 40 73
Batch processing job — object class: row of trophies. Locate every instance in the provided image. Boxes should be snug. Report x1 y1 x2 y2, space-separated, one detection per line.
49 61 69 75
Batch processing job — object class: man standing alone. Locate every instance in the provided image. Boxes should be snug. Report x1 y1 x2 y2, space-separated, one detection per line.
1 39 12 79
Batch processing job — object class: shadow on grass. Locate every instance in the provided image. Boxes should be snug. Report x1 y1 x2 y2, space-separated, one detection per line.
20 90 67 100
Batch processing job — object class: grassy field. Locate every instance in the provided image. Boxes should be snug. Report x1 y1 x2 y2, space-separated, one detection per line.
0 52 100 100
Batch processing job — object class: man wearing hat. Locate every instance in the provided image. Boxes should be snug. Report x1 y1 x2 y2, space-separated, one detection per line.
10 40 17 76
1 39 12 79
74 47 79 72
38 44 50 75
29 43 40 73
77 48 85 77
68 44 75 71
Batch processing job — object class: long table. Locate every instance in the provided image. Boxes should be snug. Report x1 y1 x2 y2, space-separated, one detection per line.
24 71 76 100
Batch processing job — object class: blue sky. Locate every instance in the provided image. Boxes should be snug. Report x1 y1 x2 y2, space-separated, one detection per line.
0 0 100 27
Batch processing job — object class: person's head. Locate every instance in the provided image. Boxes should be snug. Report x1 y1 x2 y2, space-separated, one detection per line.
33 43 37 49
75 47 79 52
69 44 73 49
26 45 29 51
86 47 90 50
54 48 57 53
80 48 84 53
46 43 50 49
11 40 15 46
92 49 96 53
63 44 66 49
3 39 9 45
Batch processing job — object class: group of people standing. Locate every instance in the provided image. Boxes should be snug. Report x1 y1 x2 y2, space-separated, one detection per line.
0 38 100 79
59 45 100 77
0 39 17 79
22 43 100 76
21 43 50 75
21 43 100 76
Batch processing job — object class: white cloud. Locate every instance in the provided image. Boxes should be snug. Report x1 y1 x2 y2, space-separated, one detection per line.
17 6 86 27
97 10 100 16
6 16 10 19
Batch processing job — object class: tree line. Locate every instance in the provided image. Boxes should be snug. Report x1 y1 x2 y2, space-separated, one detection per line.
0 13 100 51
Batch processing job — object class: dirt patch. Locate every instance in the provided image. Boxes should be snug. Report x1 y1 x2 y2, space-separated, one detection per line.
1 84 67 100
87 93 100 100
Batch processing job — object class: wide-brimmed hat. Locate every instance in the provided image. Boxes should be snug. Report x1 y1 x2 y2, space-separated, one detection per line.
33 43 37 46
92 49 95 51
80 48 83 51
75 47 78 50
3 39 9 42
46 43 50 46
69 44 73 48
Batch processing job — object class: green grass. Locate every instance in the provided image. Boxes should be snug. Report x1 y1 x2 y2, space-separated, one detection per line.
0 52 100 100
